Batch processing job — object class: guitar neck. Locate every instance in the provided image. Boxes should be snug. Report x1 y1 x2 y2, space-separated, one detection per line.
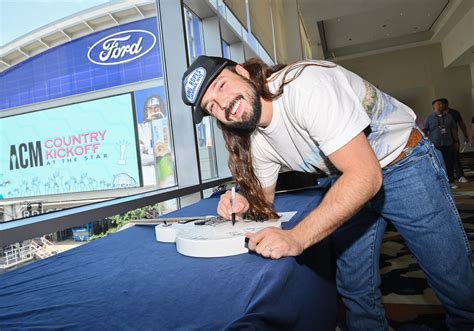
130 216 215 226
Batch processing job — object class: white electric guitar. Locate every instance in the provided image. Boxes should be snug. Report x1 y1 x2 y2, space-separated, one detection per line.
132 212 296 258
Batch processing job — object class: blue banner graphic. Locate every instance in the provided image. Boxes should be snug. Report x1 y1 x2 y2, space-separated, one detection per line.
0 17 162 110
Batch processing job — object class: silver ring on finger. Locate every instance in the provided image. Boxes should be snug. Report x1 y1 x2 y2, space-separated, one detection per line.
265 246 273 253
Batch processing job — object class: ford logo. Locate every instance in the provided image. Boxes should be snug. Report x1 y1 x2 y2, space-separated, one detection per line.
88 30 156 65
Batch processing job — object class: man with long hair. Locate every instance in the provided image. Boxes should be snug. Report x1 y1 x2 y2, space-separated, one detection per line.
182 56 474 329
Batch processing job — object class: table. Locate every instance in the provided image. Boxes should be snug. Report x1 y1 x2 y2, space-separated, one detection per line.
0 188 337 330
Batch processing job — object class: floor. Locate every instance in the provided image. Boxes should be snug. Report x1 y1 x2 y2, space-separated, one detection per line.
52 238 88 252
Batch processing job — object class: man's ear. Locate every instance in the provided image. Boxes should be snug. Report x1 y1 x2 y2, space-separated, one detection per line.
235 64 250 79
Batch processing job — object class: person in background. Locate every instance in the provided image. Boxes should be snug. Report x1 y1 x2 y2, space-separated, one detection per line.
181 55 474 330
143 95 167 121
137 95 168 184
424 99 458 188
440 98 469 183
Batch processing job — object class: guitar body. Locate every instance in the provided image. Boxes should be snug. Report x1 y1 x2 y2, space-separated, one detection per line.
155 216 283 258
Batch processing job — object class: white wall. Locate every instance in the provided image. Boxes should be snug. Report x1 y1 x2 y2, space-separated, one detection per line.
337 43 472 137
441 4 473 67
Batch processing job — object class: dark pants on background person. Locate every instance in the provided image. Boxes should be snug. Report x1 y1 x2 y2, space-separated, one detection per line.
436 145 455 183
453 147 465 179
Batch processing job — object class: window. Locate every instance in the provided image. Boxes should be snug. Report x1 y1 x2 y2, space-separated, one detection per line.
222 40 231 58
184 7 204 62
0 1 179 240
134 87 176 189
0 0 248 262
184 7 219 181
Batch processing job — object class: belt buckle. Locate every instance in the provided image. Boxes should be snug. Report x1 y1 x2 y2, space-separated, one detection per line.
387 130 418 167
401 130 420 158
402 146 414 157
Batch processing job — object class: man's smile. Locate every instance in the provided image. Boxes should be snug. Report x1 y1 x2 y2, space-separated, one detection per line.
225 96 244 121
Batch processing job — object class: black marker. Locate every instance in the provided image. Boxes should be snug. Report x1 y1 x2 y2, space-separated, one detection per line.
231 187 236 226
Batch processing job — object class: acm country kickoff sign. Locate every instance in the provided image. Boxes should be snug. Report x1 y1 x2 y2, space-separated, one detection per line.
9 130 107 170
0 94 140 199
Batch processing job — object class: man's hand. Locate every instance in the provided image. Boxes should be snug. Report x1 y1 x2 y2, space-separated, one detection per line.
217 190 249 220
245 228 304 259
289 132 382 250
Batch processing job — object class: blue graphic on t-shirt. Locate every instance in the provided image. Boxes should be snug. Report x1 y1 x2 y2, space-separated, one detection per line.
367 90 398 158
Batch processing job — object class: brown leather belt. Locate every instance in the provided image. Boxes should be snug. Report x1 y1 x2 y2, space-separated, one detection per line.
387 129 423 167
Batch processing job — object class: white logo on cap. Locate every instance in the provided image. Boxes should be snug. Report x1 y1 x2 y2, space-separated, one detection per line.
184 67 207 103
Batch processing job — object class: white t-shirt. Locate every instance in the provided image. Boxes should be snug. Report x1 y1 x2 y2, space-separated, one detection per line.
251 61 416 188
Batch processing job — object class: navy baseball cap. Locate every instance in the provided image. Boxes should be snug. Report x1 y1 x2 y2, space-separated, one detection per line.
182 55 237 124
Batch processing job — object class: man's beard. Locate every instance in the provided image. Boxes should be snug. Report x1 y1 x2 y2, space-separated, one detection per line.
222 81 262 132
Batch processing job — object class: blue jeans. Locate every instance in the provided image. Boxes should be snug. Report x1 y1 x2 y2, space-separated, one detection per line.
333 135 474 330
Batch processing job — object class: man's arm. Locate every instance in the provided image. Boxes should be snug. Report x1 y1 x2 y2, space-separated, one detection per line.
290 132 382 248
447 115 460 150
458 120 469 143
451 109 469 142
423 118 430 137
247 132 382 257
452 127 460 150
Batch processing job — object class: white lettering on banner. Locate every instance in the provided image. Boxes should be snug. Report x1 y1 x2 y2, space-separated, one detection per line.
184 67 206 103
99 36 143 62
88 30 156 66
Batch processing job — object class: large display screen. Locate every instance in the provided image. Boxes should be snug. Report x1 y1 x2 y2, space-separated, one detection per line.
0 94 140 200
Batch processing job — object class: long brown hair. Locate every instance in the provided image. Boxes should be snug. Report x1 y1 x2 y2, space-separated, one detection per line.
220 58 335 220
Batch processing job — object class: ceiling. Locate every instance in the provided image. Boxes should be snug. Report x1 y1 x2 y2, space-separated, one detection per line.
297 0 452 59
1 0 470 72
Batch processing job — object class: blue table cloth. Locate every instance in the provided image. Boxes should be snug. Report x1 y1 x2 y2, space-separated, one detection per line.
0 188 337 330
